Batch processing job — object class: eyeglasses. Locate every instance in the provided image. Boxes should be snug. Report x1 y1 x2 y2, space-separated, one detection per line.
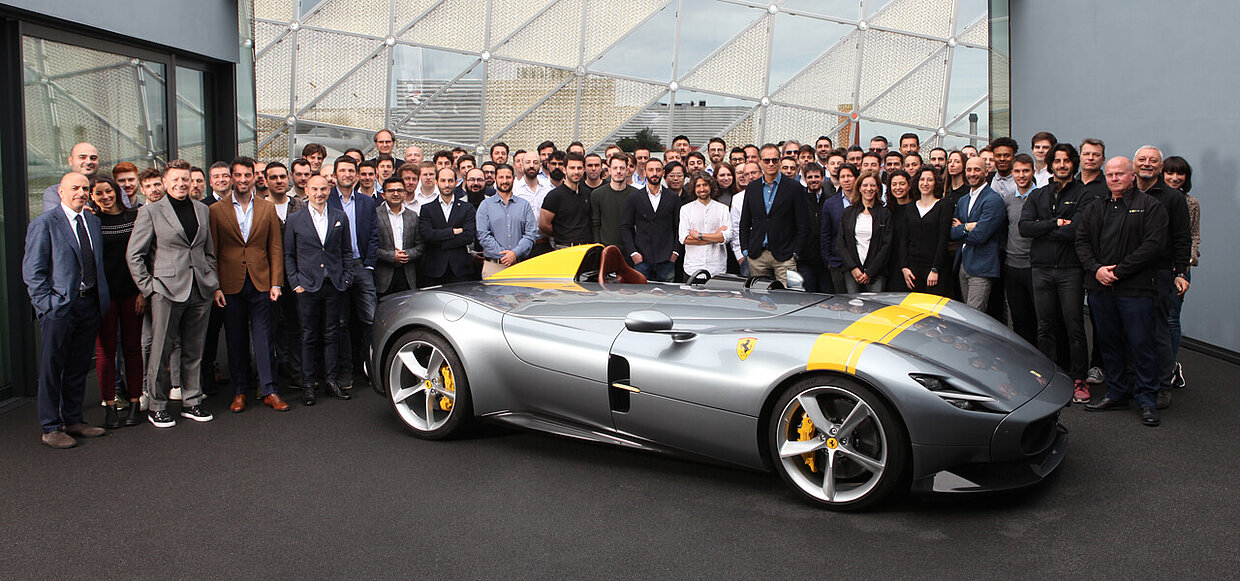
385 188 406 194
761 158 779 164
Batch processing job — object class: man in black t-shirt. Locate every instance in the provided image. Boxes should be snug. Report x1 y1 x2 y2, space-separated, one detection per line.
540 152 592 247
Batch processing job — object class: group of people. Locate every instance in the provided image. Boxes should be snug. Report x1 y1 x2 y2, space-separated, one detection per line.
23 128 1201 447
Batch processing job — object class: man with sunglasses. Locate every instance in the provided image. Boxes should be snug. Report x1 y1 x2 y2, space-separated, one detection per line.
739 144 811 286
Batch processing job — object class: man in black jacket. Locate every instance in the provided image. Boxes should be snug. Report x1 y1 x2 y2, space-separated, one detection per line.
1019 143 1098 403
1076 157 1168 427
621 158 680 282
797 162 829 292
740 144 811 285
1133 146 1191 410
419 167 478 286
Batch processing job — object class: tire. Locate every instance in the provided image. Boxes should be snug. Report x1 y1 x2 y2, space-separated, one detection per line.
768 375 909 510
385 329 472 439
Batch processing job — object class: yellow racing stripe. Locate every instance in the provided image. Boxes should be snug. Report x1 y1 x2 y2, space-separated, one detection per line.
807 294 951 373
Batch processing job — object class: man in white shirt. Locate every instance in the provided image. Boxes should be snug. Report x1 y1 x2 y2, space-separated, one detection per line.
412 160 439 213
730 162 762 277
680 173 732 277
512 150 554 255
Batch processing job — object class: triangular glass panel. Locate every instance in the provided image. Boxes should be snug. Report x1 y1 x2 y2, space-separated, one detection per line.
301 0 390 38
768 13 854 93
582 0 668 64
588 1 678 82
293 28 381 112
945 46 988 125
494 0 585 69
392 45 485 145
957 15 987 47
300 48 390 131
496 78 580 150
680 18 769 100
483 58 575 141
674 0 764 79
771 28 860 110
869 0 954 39
861 46 948 129
399 0 487 53
577 75 668 150
857 29 944 107
668 90 759 147
488 0 556 50
955 0 988 36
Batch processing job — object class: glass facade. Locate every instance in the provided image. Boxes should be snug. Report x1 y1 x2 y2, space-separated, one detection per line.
176 66 211 168
255 0 990 159
987 0 1009 139
22 35 169 217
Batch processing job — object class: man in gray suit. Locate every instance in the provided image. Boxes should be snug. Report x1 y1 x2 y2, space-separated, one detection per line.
23 172 111 448
126 159 220 428
375 176 423 296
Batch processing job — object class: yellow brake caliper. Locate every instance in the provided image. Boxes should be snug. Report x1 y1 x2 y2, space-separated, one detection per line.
438 365 455 411
797 412 817 472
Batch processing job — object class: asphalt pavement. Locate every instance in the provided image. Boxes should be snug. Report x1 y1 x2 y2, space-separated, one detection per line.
1 348 1236 579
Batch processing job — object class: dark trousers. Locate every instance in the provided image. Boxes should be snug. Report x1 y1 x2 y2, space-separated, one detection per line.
1088 293 1160 409
299 285 342 388
902 265 948 296
1031 267 1088 380
96 295 144 401
380 272 411 298
200 302 224 390
797 261 829 293
828 265 849 295
223 277 278 397
1153 269 1177 392
635 260 674 282
1003 265 1037 345
337 263 377 384
38 291 102 433
273 289 303 386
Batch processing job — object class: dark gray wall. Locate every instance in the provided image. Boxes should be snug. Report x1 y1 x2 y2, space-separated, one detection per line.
1009 0 1240 353
1 0 238 62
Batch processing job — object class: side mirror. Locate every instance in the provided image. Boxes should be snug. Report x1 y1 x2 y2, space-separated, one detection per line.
784 270 805 291
624 310 695 342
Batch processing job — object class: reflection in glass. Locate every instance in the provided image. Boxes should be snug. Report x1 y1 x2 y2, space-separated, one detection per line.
989 0 1010 139
390 45 484 144
177 67 210 168
768 13 854 93
22 36 168 217
588 1 677 81
238 0 258 156
674 0 762 78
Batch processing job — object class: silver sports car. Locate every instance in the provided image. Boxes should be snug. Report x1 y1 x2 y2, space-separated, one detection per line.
370 244 1070 510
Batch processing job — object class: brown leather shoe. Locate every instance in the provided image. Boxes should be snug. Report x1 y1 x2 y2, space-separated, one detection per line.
230 394 246 413
64 423 106 438
42 430 77 449
263 393 291 411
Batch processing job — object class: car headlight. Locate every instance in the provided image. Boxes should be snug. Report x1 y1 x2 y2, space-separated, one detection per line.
910 373 1000 412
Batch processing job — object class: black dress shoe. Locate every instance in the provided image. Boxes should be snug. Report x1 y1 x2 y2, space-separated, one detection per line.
123 401 142 427
103 406 121 429
303 386 316 406
1085 396 1129 412
1141 407 1161 427
327 383 352 400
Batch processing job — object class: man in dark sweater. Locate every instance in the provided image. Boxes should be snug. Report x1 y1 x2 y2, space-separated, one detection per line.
1133 146 1191 411
591 154 637 250
1076 156 1168 427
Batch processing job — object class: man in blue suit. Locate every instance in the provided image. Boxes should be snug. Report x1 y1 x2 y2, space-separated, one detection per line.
286 174 353 405
23 172 111 448
951 155 1007 310
420 167 479 286
326 156 380 391
740 144 812 285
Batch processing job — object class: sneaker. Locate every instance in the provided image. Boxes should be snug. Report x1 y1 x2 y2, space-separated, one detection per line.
1072 380 1091 404
149 410 175 428
139 393 150 411
1086 367 1105 385
1156 390 1171 410
180 405 214 422
169 387 183 401
1171 362 1186 389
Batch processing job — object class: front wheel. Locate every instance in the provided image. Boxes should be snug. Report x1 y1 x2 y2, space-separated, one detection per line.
386 330 472 439
768 376 909 510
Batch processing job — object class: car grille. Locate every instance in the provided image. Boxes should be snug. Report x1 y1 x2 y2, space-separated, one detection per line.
1021 412 1060 456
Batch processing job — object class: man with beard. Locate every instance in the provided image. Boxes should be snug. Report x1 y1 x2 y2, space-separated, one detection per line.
489 142 509 166
514 151 554 256
477 164 537 277
815 136 834 166
797 162 829 292
419 167 478 286
540 152 592 247
375 176 423 296
290 158 313 200
189 167 208 201
592 155 638 249
544 150 567 190
583 153 606 192
706 138 727 174
327 156 380 392
672 135 692 159
462 167 490 207
622 158 679 282
42 142 99 212
113 162 141 208
951 156 1006 311
928 147 947 171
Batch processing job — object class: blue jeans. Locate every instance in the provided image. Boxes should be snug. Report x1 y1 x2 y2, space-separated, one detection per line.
1170 269 1189 359
337 263 377 383
1088 293 1160 409
1153 269 1177 391
635 260 674 282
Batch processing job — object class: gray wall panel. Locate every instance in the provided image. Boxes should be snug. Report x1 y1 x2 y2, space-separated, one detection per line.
2 0 238 62
1010 0 1240 352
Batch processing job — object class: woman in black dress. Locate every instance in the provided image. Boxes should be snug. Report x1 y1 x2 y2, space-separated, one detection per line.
838 172 893 293
900 167 953 295
90 176 146 427
885 169 913 291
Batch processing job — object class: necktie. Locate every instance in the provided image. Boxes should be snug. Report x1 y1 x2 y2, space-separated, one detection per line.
76 215 97 289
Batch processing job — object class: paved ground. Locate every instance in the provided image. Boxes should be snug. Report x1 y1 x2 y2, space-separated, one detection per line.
1 348 1236 579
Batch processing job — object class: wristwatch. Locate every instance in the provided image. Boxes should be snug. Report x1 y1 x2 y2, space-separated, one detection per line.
696 232 703 241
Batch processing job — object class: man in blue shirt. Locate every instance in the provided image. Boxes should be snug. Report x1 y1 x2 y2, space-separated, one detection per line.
326 156 379 391
476 164 538 277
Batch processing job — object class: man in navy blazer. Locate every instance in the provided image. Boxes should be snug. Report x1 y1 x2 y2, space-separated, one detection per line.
951 156 1007 310
621 158 681 282
23 172 111 448
285 174 354 404
740 144 811 285
326 156 380 390
420 167 479 286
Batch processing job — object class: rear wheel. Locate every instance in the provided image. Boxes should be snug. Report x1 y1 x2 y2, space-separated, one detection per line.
385 330 472 439
768 375 909 510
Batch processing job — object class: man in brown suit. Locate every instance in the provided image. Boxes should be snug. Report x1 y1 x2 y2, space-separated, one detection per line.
208 156 289 412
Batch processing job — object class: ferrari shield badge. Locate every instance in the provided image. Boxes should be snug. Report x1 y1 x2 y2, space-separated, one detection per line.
737 337 757 361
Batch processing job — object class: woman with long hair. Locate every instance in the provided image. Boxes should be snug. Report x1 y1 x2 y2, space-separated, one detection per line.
837 171 892 293
1162 155 1198 389
944 150 969 205
90 176 146 427
900 167 953 295
884 169 913 290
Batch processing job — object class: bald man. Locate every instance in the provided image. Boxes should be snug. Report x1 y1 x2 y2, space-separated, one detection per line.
950 155 1006 310
24 172 111 447
1076 157 1168 427
42 143 100 213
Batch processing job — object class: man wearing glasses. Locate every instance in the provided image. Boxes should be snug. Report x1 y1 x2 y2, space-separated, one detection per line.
739 144 811 286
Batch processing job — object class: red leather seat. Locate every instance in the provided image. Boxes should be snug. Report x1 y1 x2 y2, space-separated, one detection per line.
598 245 646 284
